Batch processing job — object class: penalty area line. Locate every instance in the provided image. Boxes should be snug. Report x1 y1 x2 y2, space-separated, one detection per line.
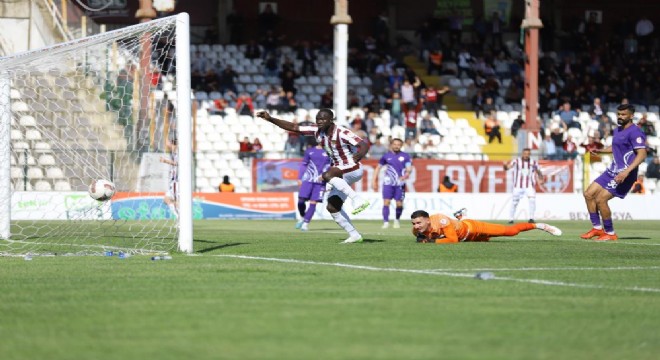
427 266 660 272
214 254 660 294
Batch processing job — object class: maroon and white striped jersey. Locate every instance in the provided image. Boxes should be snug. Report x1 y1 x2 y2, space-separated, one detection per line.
509 157 540 189
299 124 363 171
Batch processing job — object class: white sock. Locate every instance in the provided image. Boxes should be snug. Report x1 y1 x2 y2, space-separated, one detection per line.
331 211 360 238
528 197 536 219
328 177 358 200
510 198 519 220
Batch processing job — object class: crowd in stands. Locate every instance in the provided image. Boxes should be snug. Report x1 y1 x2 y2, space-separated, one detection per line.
190 10 658 164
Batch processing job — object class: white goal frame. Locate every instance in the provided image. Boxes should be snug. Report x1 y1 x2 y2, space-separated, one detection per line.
0 13 193 253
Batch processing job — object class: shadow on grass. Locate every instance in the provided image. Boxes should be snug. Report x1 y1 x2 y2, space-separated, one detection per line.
362 239 385 243
619 237 652 240
196 242 247 253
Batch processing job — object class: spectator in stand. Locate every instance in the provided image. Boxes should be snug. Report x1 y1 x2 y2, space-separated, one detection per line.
403 98 424 141
235 92 255 116
244 39 261 59
481 96 497 120
581 133 604 162
280 69 298 95
635 16 655 48
420 113 440 136
320 88 333 108
238 136 253 161
284 91 298 113
564 135 579 160
364 97 383 116
265 86 282 112
550 127 567 160
457 47 473 78
260 30 279 60
347 89 361 110
438 175 458 192
504 81 523 104
264 53 279 78
210 96 229 116
646 156 660 179
542 134 558 160
589 97 604 120
218 65 239 95
597 114 613 139
252 138 264 159
427 50 443 75
637 114 656 137
400 79 416 106
510 115 525 138
472 89 486 119
203 69 220 92
367 126 382 145
369 138 388 159
484 114 502 144
386 92 403 128
425 86 450 114
226 10 244 44
555 102 581 129
488 11 504 50
630 174 646 194
297 40 317 76
219 175 235 192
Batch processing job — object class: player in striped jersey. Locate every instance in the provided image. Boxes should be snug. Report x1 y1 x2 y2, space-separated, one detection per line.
503 148 544 223
257 109 370 243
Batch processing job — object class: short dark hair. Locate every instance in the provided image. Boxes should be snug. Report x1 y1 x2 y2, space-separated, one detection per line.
410 210 430 219
317 108 335 120
391 138 404 144
617 104 635 114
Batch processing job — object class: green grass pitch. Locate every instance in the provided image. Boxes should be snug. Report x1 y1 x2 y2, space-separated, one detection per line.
2 219 660 359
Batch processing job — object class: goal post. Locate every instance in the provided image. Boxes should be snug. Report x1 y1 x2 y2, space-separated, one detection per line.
0 14 192 256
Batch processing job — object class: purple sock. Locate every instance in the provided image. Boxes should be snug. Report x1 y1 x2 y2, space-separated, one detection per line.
298 200 306 217
304 203 317 222
382 206 390 222
395 207 403 220
589 212 601 228
603 218 614 233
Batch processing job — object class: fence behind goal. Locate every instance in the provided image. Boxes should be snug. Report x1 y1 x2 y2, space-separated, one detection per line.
0 13 192 256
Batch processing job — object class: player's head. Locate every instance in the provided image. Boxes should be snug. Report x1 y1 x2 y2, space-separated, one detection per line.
169 138 178 149
390 138 404 152
316 108 335 130
410 210 431 233
616 104 635 126
521 148 531 160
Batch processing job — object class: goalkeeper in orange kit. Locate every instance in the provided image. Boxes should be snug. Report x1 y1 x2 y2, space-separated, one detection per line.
410 210 562 243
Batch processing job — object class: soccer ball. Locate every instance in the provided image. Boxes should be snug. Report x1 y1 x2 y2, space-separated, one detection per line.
89 179 116 201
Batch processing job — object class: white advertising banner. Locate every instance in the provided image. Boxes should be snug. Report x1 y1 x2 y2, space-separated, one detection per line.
304 192 660 221
11 192 112 220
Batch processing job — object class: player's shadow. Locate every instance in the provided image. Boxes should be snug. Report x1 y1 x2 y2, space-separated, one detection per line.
618 236 651 240
362 239 385 243
196 242 247 253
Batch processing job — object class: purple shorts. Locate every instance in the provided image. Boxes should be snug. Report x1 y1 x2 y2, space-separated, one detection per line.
299 181 325 202
382 184 405 201
594 169 637 199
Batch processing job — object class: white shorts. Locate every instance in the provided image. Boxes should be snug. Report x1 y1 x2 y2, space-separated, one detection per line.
512 187 536 200
327 166 364 202
166 180 178 200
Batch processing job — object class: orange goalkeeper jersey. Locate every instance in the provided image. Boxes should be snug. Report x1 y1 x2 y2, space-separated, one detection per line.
412 213 468 243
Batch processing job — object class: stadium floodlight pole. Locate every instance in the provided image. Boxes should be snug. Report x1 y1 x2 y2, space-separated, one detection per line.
176 12 193 253
0 74 10 239
331 0 352 126
521 0 543 133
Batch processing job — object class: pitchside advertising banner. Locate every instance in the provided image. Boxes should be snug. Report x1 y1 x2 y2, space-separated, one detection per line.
9 192 660 220
254 159 575 193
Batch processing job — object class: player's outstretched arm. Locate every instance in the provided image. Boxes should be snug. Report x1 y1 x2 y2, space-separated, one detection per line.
352 139 370 162
256 111 300 133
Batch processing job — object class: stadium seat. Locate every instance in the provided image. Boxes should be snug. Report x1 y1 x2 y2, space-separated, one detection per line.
34 180 52 191
27 167 44 179
53 180 71 191
38 154 56 166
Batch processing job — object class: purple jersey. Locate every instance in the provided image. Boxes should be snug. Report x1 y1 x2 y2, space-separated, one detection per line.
378 151 412 186
607 124 647 175
299 147 331 184
594 124 647 198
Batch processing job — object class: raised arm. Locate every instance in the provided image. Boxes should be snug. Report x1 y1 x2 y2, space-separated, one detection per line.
256 110 300 133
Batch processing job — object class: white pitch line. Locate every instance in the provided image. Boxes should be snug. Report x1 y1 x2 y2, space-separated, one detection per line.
428 266 660 272
214 254 660 294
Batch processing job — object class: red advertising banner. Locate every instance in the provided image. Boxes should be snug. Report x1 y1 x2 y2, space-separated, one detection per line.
255 159 574 193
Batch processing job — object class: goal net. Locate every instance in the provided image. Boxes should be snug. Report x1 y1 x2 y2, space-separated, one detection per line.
0 14 192 256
